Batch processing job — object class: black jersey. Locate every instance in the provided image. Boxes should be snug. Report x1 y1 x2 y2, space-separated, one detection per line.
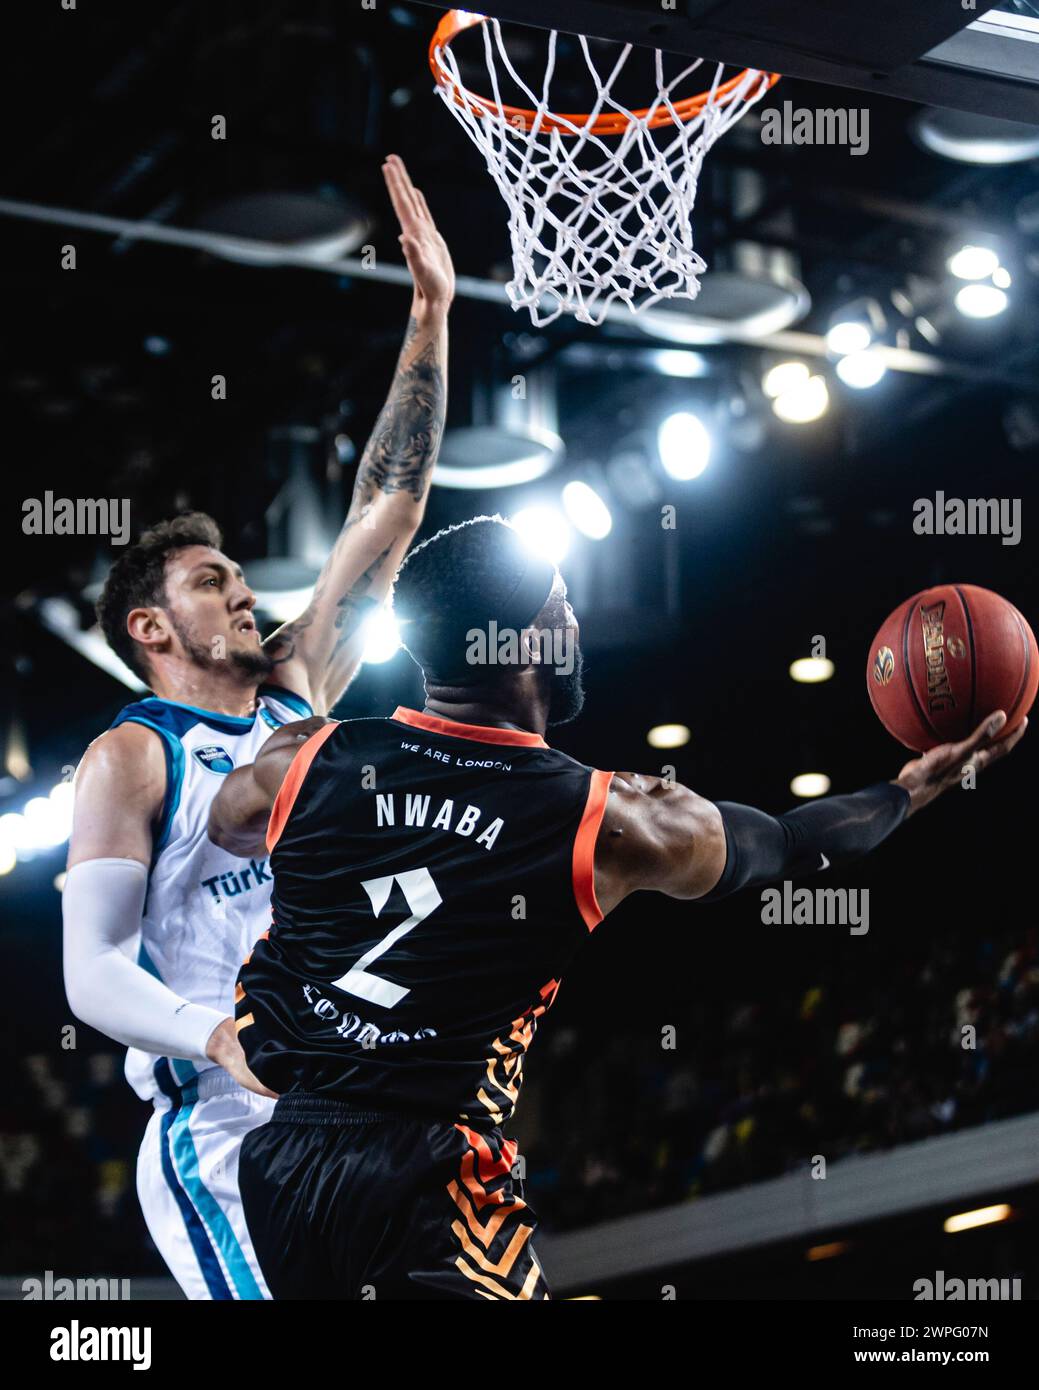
236 706 613 1127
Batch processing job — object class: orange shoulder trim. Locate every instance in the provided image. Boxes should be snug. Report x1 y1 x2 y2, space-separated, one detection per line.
265 721 340 855
573 769 614 932
391 705 548 748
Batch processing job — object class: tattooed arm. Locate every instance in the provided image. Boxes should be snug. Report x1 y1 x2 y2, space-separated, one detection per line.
262 155 453 715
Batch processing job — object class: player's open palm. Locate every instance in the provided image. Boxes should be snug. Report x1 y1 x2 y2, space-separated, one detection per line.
382 153 455 314
895 710 1027 816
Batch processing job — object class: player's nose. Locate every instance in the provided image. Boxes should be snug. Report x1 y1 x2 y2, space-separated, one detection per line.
230 582 257 614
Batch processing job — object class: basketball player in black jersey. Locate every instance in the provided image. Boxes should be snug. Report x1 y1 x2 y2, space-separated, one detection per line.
209 515 1025 1300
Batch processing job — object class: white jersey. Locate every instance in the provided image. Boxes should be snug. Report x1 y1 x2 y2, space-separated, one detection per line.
109 687 312 1101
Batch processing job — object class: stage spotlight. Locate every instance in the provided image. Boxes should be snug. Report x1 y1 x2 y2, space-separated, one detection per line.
762 361 809 399
653 350 708 379
191 191 370 267
789 657 835 683
955 284 1008 318
0 810 33 857
434 425 564 490
3 716 32 782
511 505 571 565
835 351 887 389
791 773 831 798
0 812 23 847
912 108 1039 165
562 481 612 540
657 411 711 480
943 1204 1011 1234
947 245 1000 280
47 781 75 837
361 606 402 664
993 267 1012 289
825 297 885 356
0 843 15 876
22 796 70 851
647 723 690 750
772 376 829 424
825 321 871 355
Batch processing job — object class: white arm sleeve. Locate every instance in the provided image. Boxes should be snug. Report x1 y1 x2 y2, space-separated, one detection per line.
62 857 227 1066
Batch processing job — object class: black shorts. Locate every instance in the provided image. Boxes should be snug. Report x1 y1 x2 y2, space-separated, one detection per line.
239 1095 550 1301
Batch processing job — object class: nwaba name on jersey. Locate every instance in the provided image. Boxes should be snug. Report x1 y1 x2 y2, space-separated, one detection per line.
375 793 504 851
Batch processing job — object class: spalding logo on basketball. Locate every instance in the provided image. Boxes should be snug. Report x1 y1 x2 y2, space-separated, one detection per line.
866 583 1037 751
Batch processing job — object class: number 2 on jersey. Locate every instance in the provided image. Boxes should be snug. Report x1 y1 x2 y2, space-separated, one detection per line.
329 866 442 1009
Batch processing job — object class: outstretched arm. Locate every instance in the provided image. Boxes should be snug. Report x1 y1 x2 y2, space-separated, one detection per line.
593 712 1026 916
263 155 454 714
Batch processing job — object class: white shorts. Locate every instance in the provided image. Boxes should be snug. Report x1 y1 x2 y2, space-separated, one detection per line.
137 1067 275 1300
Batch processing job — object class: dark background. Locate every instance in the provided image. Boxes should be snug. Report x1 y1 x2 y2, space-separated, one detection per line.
0 1 1037 1296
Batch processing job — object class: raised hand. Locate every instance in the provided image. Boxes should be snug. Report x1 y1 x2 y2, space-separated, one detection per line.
382 153 455 318
895 711 1027 816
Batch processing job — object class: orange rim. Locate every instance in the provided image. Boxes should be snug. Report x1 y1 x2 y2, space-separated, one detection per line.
429 9 780 136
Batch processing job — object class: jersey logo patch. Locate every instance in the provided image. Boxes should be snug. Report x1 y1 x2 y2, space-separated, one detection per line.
192 744 235 775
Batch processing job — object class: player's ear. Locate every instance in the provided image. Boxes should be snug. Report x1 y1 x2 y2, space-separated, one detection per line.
521 626 544 665
126 606 170 654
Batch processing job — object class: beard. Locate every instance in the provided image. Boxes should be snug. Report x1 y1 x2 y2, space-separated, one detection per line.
169 614 275 682
546 640 585 727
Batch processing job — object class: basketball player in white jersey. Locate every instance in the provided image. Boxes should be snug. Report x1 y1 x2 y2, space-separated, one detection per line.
61 156 454 1299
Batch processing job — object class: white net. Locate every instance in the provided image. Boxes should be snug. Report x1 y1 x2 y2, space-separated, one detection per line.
432 16 777 327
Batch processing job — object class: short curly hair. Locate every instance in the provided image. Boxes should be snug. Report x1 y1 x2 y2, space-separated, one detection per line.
393 514 559 683
95 511 223 682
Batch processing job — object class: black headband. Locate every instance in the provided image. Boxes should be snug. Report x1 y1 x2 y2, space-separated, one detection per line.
495 552 558 632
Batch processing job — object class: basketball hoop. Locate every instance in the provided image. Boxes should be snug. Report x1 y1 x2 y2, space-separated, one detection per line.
430 10 780 327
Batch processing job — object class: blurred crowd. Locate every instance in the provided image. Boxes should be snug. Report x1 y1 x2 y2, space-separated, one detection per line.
0 1046 157 1276
521 927 1039 1231
3 925 1039 1272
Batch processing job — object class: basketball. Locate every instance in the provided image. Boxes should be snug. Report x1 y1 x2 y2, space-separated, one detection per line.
867 584 1038 752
